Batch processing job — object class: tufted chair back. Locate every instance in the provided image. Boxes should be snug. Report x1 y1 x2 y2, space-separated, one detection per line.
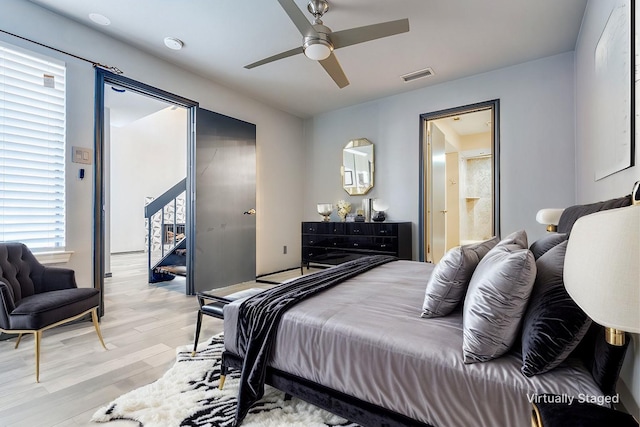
0 243 46 305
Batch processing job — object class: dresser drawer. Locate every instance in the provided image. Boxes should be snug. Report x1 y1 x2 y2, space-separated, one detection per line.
302 247 353 264
303 222 346 235
346 223 397 236
346 237 397 253
302 235 343 247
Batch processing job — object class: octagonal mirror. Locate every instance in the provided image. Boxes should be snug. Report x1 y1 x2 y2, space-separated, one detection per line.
342 138 374 195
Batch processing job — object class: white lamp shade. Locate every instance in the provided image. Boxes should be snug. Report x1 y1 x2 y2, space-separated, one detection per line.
535 208 564 226
372 199 389 212
563 205 640 333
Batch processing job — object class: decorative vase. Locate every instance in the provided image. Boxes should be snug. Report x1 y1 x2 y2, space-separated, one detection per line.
372 211 386 222
362 198 372 222
317 203 333 222
372 199 389 222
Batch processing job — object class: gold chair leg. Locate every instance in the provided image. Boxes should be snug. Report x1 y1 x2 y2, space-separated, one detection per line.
91 308 107 350
219 374 226 390
15 333 22 349
35 331 41 383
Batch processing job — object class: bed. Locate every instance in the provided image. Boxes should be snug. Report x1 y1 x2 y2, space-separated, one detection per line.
221 194 633 427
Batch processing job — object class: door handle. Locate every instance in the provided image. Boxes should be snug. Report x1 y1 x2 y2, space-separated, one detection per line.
439 210 447 214
243 208 256 215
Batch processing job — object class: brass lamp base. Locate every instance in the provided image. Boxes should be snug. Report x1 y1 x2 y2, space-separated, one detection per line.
546 224 557 232
605 327 626 346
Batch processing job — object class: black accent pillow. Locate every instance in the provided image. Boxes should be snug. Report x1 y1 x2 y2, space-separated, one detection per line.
529 233 568 260
521 241 592 376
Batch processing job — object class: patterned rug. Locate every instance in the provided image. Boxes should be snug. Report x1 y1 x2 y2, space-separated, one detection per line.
91 334 358 427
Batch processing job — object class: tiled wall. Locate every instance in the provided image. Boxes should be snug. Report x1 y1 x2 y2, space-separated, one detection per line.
463 157 492 241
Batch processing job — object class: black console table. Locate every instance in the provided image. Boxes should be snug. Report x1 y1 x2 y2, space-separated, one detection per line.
301 221 412 269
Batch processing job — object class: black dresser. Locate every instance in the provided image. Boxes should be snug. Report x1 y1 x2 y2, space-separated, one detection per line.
302 221 412 268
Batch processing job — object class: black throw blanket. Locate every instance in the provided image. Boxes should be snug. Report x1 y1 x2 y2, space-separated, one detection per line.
234 255 396 425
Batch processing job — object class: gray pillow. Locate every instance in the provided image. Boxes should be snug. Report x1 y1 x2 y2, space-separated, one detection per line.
496 229 528 249
529 233 568 259
421 237 499 318
462 243 537 363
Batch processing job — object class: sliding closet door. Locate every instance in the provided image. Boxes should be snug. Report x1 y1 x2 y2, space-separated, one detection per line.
194 108 256 292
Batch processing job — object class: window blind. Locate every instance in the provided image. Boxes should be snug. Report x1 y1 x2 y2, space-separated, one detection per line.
0 43 66 250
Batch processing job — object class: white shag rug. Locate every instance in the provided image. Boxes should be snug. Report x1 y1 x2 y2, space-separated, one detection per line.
91 334 358 427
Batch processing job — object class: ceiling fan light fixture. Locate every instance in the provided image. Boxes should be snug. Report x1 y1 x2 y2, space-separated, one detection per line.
304 39 332 61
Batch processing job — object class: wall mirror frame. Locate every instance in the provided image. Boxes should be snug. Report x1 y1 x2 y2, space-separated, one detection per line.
341 138 374 195
418 99 500 263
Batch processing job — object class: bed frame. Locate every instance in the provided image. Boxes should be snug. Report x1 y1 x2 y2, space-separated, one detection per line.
221 194 633 426
221 351 433 427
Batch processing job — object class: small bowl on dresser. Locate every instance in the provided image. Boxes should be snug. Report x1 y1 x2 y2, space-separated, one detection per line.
317 203 333 222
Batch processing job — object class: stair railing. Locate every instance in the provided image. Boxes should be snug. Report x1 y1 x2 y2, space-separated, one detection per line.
144 178 187 282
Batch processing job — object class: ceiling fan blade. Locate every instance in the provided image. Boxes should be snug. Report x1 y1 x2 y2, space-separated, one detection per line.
245 46 304 69
331 18 409 49
319 52 349 88
277 0 318 37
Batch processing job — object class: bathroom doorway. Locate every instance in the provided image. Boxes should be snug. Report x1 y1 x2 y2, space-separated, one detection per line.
419 100 500 263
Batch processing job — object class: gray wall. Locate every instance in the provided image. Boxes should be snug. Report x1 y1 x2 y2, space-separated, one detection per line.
575 0 639 413
303 52 577 258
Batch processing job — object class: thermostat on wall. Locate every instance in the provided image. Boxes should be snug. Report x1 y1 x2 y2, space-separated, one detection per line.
72 146 92 165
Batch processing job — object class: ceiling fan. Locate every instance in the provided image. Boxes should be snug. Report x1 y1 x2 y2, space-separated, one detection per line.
245 0 410 88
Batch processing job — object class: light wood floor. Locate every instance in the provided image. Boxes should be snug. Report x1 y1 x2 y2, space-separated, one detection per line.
0 253 247 427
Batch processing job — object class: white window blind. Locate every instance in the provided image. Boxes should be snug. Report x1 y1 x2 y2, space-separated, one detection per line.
0 43 66 250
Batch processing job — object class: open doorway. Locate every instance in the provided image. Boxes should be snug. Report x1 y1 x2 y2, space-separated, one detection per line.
104 85 188 291
95 70 258 316
94 70 198 314
419 100 500 263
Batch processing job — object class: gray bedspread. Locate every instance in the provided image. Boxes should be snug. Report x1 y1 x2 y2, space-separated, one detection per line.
234 255 395 425
224 260 603 427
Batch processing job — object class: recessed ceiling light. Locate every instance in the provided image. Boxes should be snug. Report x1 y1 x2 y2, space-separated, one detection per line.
89 13 111 26
164 37 184 50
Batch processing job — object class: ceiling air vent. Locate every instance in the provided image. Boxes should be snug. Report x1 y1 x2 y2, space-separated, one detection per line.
401 67 435 83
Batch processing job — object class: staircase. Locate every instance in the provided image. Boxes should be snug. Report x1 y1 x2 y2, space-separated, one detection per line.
144 178 187 283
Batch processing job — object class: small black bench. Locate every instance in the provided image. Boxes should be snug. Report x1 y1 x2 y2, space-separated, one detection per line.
192 287 264 355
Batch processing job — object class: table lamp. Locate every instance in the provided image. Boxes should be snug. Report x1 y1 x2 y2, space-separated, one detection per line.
536 208 565 232
563 204 640 346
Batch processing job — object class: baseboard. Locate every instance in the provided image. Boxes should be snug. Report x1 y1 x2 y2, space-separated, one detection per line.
256 266 301 279
111 250 145 255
